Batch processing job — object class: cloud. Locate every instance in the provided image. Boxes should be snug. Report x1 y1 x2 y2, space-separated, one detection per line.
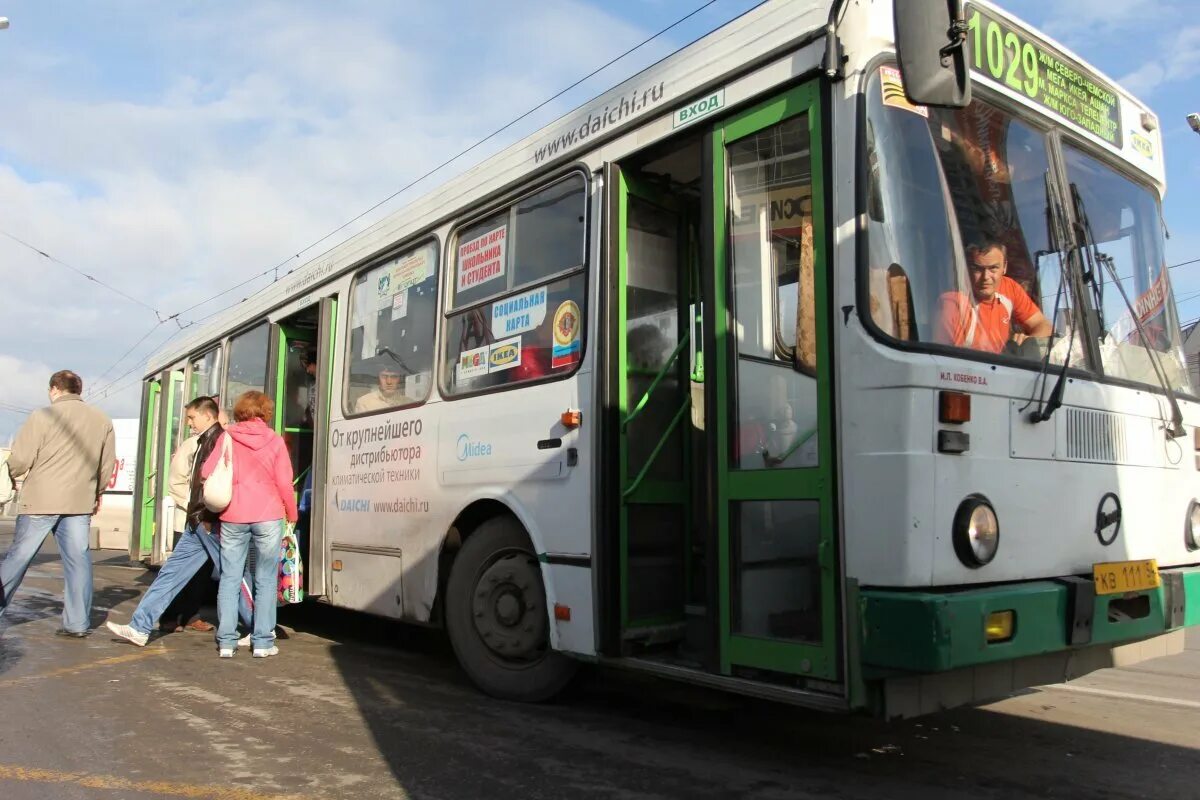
0 0 666 436
1117 26 1200 97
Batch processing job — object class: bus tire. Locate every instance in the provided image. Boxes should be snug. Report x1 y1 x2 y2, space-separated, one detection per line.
445 515 577 702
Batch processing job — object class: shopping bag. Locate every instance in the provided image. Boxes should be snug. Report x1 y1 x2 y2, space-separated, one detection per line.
277 523 305 605
203 434 234 512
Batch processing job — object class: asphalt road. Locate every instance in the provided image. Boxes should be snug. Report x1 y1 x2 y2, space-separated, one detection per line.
0 521 1197 800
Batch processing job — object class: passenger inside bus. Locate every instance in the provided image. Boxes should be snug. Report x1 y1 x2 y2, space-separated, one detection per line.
936 232 1052 354
354 366 412 412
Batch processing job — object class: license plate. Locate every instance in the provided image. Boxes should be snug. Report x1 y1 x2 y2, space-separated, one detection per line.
1092 559 1161 595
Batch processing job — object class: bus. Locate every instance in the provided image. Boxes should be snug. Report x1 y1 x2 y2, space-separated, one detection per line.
131 0 1200 717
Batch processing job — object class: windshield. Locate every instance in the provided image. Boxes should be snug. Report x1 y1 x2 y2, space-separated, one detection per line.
865 67 1070 365
1062 145 1190 392
863 67 1189 394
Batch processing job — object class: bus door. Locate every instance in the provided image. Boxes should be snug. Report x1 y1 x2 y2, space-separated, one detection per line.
132 378 161 561
707 83 839 680
615 171 699 646
132 369 180 564
151 369 185 563
270 296 337 596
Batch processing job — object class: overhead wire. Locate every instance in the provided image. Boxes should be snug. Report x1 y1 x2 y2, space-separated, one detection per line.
0 227 168 320
171 0 719 324
85 0 725 403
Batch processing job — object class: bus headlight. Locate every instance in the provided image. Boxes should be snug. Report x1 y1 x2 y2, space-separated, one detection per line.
953 495 999 568
1186 500 1200 552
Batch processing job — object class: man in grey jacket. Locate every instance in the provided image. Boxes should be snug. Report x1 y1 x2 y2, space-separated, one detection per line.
0 370 115 636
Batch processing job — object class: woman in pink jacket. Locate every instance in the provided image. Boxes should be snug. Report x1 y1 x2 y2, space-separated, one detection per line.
202 390 297 658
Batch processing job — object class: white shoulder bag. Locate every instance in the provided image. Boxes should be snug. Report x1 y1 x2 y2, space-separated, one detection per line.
202 434 234 512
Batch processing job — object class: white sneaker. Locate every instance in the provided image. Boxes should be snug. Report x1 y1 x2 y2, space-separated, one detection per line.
238 634 251 648
106 621 148 647
252 646 279 658
219 647 234 658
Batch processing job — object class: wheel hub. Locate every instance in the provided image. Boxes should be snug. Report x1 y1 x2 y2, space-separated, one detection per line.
471 552 546 662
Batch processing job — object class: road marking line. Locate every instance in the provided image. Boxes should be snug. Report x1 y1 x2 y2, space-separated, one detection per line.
1047 683 1200 710
0 648 167 689
0 764 310 799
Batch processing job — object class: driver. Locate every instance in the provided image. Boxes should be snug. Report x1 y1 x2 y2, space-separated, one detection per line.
354 367 411 413
937 233 1051 353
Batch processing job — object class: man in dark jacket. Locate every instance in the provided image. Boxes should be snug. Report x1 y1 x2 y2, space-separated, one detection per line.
105 396 251 646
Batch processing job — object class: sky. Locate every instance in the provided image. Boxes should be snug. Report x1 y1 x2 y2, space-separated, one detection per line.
0 0 1197 439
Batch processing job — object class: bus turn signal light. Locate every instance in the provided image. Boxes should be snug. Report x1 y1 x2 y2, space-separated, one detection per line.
561 409 582 429
939 391 971 424
986 610 1014 643
554 603 571 621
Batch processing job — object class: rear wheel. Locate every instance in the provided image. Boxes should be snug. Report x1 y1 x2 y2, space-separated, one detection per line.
445 515 577 701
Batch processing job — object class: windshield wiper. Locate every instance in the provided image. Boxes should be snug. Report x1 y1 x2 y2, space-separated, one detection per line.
1070 184 1186 439
1026 173 1075 424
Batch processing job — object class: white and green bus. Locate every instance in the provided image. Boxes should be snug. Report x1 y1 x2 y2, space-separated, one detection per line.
132 0 1200 716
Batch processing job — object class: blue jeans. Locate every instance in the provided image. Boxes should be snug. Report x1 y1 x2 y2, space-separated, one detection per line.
129 525 253 636
0 514 93 633
217 520 282 649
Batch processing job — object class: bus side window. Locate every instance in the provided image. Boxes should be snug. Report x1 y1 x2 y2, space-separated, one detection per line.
344 240 440 416
441 172 588 397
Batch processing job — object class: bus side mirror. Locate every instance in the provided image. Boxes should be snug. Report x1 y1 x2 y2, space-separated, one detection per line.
894 0 972 108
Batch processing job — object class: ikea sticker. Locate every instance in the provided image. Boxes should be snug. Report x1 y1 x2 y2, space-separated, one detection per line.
488 336 522 373
1130 132 1154 161
457 344 489 381
491 287 547 339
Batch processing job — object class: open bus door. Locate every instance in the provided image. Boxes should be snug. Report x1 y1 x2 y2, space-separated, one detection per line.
269 295 337 597
707 82 839 680
131 368 181 564
131 378 161 561
608 80 839 683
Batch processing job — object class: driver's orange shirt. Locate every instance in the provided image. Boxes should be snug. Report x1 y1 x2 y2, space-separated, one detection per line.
937 277 1040 353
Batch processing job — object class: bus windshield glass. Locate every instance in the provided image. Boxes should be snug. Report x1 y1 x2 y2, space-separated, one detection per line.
1062 145 1189 392
863 66 1189 394
865 67 1071 364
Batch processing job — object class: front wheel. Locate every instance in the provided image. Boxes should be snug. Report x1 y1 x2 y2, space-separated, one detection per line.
444 516 577 702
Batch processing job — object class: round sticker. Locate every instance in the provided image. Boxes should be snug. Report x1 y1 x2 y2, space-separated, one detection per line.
553 300 580 347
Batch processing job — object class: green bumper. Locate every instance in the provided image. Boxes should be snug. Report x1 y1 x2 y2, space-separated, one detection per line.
859 565 1200 674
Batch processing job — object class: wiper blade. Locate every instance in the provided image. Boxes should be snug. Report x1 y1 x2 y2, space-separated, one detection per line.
1025 173 1074 424
1069 184 1186 439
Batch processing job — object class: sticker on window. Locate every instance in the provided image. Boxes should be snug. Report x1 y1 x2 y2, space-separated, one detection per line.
491 287 547 338
457 225 508 293
457 344 489 381
376 271 394 308
880 66 928 118
391 289 408 320
392 250 431 292
551 300 581 368
488 337 523 373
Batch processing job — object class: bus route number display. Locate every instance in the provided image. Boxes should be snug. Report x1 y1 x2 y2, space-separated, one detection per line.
966 4 1121 147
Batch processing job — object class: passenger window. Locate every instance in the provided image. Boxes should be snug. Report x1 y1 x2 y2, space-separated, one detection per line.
224 323 270 416
345 240 439 415
442 173 588 397
450 174 587 309
188 349 222 404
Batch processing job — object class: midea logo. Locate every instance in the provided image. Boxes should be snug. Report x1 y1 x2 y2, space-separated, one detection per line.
457 433 493 462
